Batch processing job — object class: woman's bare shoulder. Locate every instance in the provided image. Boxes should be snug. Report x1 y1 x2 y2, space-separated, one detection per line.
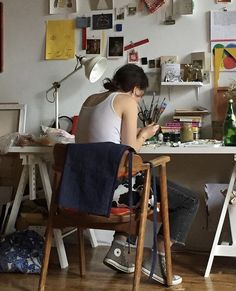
116 93 137 108
114 93 137 115
115 92 135 103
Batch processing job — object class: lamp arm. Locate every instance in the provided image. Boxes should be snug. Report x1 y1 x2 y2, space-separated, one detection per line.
46 64 83 94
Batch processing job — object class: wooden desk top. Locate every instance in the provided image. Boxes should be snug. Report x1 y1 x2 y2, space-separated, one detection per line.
8 146 53 154
140 143 236 155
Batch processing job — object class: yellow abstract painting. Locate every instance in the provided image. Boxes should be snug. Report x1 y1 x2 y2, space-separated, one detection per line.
45 19 75 60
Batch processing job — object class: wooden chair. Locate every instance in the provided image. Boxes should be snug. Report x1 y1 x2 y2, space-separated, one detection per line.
38 144 172 291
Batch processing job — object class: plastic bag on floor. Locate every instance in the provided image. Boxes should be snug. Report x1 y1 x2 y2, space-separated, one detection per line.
0 230 44 273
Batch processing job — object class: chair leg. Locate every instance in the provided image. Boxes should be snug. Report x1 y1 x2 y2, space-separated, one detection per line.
133 168 151 291
38 224 54 291
159 164 173 286
78 227 86 277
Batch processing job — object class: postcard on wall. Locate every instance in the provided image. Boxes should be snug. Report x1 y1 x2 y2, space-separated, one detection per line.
92 13 113 30
90 0 113 10
45 20 75 60
108 36 124 58
49 0 78 14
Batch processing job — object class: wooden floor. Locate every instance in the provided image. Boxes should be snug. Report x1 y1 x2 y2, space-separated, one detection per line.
0 244 236 291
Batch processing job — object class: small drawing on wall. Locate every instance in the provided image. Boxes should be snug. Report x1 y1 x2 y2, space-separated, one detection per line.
128 49 139 63
49 0 78 15
92 13 113 30
115 7 125 20
108 37 124 58
86 39 101 55
90 0 113 10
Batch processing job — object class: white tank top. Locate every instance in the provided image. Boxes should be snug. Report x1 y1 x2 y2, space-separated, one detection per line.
75 92 121 144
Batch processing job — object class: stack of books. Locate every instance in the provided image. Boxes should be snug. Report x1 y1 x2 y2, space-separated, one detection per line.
161 108 209 142
173 108 209 126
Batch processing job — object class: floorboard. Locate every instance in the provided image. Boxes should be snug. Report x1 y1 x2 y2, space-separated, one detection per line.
0 244 235 291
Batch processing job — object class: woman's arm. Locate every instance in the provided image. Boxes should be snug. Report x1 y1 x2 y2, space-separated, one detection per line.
119 96 159 152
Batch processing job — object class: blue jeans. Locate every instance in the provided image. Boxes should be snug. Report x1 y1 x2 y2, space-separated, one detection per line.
155 179 200 245
114 174 199 245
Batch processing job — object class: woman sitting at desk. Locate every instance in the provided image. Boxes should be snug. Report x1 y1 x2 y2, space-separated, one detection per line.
76 64 199 286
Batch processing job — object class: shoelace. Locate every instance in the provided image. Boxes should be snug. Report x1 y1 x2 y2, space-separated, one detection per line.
160 257 167 274
121 245 133 266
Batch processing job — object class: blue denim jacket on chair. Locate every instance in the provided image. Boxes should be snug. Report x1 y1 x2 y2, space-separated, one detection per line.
58 142 134 217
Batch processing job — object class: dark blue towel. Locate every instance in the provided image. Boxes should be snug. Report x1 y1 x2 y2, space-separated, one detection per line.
58 142 134 217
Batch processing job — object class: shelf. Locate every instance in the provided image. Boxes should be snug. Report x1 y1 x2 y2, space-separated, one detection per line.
161 81 203 87
161 82 203 100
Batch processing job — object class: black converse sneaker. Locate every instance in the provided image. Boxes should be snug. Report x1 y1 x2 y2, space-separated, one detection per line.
142 253 182 285
103 241 135 273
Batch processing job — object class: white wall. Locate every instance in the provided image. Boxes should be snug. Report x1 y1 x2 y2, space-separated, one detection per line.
1 0 236 250
1 0 236 135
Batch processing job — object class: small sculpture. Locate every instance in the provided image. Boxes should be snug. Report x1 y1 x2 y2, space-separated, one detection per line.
184 64 203 82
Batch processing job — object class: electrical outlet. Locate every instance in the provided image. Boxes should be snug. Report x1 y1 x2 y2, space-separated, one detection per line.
203 71 210 84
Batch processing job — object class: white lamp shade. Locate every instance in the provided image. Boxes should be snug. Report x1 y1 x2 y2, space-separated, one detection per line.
81 56 107 83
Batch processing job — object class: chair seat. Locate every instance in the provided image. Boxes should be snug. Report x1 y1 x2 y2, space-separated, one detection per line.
54 205 161 229
55 208 136 227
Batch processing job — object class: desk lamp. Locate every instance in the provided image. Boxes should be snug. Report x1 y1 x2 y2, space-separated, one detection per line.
46 55 107 128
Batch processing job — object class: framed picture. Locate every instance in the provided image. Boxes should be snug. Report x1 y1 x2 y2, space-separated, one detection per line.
0 104 27 136
49 0 78 15
86 39 101 54
90 0 113 10
149 59 156 68
92 13 113 30
0 2 3 73
108 36 124 58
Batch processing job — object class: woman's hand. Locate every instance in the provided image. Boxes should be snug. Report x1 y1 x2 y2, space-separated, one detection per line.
138 122 159 141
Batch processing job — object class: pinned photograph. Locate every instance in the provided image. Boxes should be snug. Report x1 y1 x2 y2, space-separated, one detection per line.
149 59 156 68
90 0 113 10
128 3 137 16
108 37 124 58
49 0 78 14
92 13 113 30
86 39 101 55
115 7 125 20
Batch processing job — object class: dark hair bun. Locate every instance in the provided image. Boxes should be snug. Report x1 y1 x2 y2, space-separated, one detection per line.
103 64 148 92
